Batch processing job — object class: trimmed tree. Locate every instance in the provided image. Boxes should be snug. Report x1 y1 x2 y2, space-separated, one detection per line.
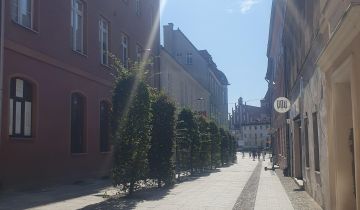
196 115 211 171
209 121 221 169
148 93 176 187
219 128 229 166
177 109 199 175
111 59 152 195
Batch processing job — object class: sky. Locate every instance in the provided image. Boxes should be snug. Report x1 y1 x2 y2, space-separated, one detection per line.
159 0 273 112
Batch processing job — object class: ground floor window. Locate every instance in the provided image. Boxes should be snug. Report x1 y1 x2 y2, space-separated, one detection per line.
71 93 86 153
100 101 110 152
9 78 33 138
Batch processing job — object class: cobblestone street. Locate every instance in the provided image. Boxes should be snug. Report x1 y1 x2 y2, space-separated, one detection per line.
0 153 323 210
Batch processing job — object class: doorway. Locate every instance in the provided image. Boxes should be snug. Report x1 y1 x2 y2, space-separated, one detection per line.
332 82 356 210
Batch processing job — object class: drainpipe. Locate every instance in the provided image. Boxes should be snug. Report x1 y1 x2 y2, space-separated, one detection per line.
0 0 4 144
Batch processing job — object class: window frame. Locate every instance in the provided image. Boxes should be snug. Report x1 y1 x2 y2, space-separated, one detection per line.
99 17 109 65
71 0 85 54
313 112 320 172
135 0 140 16
11 0 33 29
70 92 87 154
186 52 193 65
9 77 34 138
99 101 111 153
121 34 129 68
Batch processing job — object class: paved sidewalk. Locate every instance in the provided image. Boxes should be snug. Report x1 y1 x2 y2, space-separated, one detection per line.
123 154 257 209
276 169 323 210
0 154 322 210
254 160 294 210
0 180 118 210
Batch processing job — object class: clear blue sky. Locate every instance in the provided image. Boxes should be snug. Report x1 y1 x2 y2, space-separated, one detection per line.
160 0 272 111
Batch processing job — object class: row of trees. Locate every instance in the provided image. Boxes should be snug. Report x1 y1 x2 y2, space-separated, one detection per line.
110 61 236 195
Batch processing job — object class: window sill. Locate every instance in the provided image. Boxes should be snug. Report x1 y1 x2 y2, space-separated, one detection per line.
9 136 35 142
12 20 38 34
71 152 88 156
72 49 88 57
315 170 321 175
100 151 112 154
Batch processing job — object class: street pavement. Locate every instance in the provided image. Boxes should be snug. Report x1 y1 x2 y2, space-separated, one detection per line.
0 153 322 210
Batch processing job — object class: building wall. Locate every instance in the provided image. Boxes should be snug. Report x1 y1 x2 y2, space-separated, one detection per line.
163 23 228 128
267 0 360 209
242 124 270 149
301 69 328 208
317 2 360 208
0 0 160 189
160 48 210 114
266 0 288 171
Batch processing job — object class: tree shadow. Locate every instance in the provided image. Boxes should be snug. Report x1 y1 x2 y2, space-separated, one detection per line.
0 179 114 210
175 168 221 184
79 185 173 210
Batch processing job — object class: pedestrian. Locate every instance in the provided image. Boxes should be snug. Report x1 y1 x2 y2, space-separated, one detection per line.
252 149 256 161
262 150 266 160
249 151 252 159
242 151 245 158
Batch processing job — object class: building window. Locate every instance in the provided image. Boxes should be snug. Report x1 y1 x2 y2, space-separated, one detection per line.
186 52 193 65
100 101 110 152
11 0 32 28
313 112 320 171
9 78 33 137
121 34 129 68
99 18 109 65
71 0 85 53
136 44 142 62
71 93 86 153
305 117 310 167
135 0 140 16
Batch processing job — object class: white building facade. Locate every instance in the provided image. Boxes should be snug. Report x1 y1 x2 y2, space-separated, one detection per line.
160 48 210 114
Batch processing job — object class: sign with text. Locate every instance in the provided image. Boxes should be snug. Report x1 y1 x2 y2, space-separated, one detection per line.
274 97 291 113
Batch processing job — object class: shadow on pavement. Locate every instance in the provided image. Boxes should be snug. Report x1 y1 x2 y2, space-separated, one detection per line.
79 169 223 210
0 179 113 210
176 168 221 183
79 186 172 210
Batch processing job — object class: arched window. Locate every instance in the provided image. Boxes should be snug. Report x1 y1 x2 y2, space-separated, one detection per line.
9 78 33 137
71 93 86 153
100 101 110 152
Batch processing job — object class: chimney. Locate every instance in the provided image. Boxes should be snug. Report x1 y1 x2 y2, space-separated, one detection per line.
163 23 174 54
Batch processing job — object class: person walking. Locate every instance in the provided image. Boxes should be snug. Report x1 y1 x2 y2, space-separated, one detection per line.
252 149 256 161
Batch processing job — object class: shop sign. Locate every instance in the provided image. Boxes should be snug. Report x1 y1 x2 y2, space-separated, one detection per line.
274 97 291 113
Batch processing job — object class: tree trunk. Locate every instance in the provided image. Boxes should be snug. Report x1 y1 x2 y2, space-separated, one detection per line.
129 182 134 196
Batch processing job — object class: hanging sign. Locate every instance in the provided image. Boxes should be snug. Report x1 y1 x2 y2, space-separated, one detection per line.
274 97 291 113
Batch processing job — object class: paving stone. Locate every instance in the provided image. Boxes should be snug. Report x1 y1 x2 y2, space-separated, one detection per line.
275 167 323 210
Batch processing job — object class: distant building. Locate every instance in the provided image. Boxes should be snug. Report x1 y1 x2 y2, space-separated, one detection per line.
163 23 229 128
229 97 270 150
